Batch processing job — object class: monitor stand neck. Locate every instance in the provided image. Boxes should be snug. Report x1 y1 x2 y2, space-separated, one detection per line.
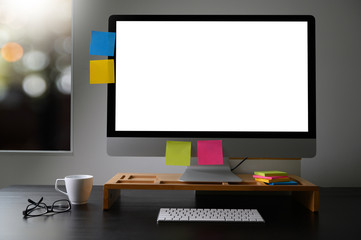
179 157 242 183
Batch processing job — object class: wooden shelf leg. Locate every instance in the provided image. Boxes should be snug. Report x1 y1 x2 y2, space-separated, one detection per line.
103 186 120 210
292 190 319 212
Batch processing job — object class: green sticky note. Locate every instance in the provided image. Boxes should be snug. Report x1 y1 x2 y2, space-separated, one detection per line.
165 141 191 166
254 171 288 177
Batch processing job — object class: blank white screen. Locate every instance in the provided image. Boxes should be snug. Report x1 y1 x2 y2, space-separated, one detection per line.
115 21 308 132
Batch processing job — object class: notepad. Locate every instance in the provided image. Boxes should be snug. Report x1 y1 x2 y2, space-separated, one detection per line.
197 140 223 165
89 59 115 84
89 31 116 56
255 178 291 183
165 141 191 166
267 181 298 185
253 175 289 180
254 171 288 177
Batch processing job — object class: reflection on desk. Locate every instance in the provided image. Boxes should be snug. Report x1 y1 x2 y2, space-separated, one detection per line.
0 186 360 240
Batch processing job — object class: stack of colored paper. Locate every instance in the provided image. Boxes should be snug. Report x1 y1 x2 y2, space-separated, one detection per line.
253 171 298 185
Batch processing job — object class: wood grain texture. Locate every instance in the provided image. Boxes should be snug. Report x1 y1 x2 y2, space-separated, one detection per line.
103 173 319 211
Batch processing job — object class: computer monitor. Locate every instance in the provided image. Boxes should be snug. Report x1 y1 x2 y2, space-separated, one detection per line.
107 15 316 182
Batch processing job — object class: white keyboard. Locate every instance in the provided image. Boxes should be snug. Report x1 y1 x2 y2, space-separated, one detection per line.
157 208 265 223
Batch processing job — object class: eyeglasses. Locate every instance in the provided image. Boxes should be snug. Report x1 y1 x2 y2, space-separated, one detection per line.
23 197 71 217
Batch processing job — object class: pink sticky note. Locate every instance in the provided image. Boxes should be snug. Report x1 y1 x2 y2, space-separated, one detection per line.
197 140 223 165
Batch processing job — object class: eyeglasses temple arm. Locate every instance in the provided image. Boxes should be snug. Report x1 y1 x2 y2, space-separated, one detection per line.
28 197 43 205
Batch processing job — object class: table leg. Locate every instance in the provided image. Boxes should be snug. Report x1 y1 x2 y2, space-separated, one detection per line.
103 187 120 210
292 190 319 212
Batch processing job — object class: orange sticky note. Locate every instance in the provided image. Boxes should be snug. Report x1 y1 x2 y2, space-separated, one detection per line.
197 140 223 165
89 59 114 84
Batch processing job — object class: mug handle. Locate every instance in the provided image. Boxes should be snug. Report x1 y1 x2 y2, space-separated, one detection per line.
55 179 68 196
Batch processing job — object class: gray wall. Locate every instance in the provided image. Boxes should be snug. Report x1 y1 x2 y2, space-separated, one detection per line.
1 0 361 188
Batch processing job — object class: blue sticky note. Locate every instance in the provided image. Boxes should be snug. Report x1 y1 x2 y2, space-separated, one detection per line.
267 181 298 185
89 31 116 56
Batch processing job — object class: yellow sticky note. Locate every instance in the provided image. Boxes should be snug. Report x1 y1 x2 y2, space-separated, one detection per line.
89 59 114 84
165 141 191 166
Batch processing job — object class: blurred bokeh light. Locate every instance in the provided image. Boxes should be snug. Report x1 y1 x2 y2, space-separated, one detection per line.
1 42 23 62
56 66 71 95
22 74 47 98
22 51 49 71
0 0 71 151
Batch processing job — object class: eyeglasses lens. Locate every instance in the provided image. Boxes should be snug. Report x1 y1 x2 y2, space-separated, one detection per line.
53 200 71 212
27 203 47 216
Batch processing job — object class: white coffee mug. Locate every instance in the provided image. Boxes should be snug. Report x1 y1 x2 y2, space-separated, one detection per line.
55 175 93 205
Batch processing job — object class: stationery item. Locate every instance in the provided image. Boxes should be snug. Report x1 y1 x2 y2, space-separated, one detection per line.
89 59 115 84
267 181 298 185
55 175 93 205
89 31 116 56
165 141 191 166
254 171 288 177
255 177 291 183
197 140 223 165
252 175 289 180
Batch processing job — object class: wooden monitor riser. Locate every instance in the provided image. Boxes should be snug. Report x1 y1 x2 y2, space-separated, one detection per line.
103 173 319 212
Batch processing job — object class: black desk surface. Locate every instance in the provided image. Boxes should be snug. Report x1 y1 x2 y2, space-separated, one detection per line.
0 185 360 240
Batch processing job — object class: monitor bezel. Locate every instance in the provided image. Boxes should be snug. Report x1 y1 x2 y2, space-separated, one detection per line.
107 15 316 139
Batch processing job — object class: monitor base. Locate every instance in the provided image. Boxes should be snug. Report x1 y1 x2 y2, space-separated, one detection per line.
179 158 242 183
